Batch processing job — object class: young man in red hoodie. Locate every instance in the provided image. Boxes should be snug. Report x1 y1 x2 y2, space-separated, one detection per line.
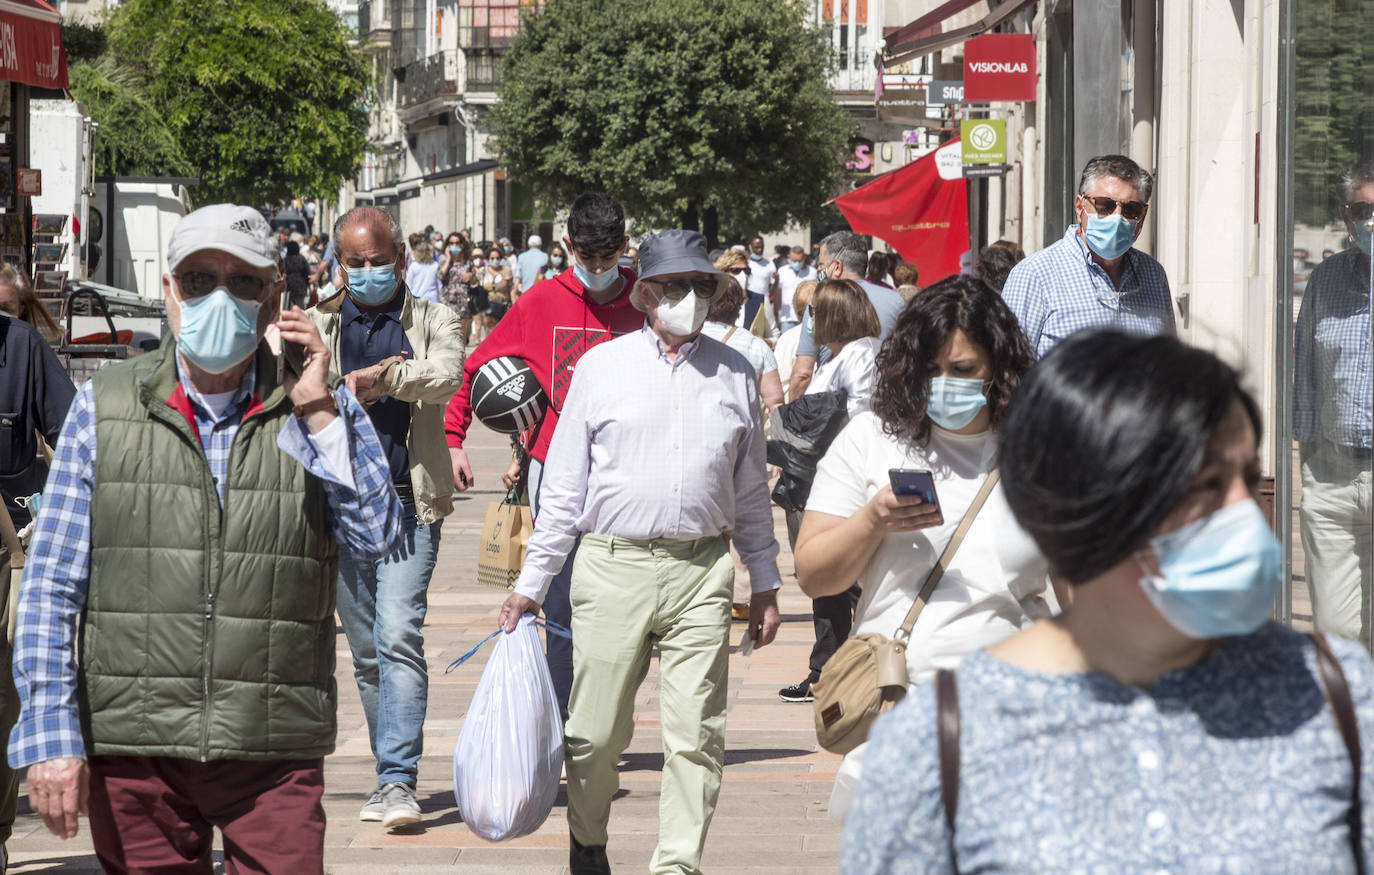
446 192 640 716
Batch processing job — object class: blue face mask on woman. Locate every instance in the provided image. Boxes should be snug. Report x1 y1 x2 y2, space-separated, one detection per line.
926 376 988 430
1136 499 1281 639
346 263 398 307
1082 213 1137 260
176 288 262 374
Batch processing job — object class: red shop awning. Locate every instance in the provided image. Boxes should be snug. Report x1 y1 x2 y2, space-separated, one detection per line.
0 0 66 90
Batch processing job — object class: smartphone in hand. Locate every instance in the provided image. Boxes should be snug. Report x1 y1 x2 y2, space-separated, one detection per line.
275 292 308 381
889 468 943 524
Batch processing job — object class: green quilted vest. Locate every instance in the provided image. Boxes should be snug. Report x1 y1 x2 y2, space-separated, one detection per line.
82 338 339 761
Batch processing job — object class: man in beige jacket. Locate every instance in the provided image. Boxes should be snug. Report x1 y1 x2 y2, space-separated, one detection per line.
308 206 465 828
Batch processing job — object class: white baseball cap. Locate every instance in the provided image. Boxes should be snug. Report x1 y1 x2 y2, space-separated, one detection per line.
167 204 277 272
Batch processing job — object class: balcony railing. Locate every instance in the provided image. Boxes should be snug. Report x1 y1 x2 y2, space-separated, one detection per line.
462 47 503 92
399 50 460 107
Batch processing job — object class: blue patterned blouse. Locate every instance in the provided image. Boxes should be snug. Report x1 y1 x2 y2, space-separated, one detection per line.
842 623 1374 874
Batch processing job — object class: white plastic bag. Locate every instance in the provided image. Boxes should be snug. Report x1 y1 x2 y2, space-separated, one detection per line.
452 615 565 840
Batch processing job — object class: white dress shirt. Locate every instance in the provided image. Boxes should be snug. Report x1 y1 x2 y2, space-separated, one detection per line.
516 326 783 603
777 263 817 323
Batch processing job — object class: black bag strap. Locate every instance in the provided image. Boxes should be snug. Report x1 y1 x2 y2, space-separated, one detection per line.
1312 632 1364 875
935 668 960 837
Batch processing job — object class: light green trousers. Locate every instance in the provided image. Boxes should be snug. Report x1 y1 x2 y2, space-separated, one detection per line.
565 533 732 875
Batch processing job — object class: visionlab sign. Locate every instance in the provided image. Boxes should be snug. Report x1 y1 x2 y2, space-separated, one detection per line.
963 34 1036 102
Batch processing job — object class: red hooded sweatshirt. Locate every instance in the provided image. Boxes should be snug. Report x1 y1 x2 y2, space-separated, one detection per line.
445 265 644 462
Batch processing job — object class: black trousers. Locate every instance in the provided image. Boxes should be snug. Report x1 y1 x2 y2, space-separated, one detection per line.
784 509 862 678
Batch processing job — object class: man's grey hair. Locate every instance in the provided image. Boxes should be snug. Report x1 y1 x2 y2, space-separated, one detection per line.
819 230 869 278
1337 160 1374 207
1078 154 1155 203
332 206 404 257
790 245 806 256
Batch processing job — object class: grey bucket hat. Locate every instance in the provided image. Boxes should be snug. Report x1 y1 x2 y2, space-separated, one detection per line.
629 229 728 312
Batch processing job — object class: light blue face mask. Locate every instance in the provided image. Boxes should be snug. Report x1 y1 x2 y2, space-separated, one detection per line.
1136 500 1281 639
574 259 619 292
346 263 398 307
927 376 988 430
176 288 261 374
1082 212 1137 260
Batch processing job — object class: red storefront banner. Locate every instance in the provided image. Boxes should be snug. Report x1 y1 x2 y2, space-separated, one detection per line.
0 1 66 90
963 33 1034 102
834 140 968 285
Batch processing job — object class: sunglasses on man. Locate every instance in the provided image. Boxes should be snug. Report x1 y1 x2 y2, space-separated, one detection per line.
644 278 717 300
1079 195 1148 223
1344 201 1374 224
175 271 268 301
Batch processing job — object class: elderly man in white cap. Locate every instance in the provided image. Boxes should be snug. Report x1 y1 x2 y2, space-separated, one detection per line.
516 232 549 297
8 203 402 870
499 228 782 875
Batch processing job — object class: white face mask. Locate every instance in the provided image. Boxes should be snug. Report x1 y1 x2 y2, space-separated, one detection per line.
653 291 711 336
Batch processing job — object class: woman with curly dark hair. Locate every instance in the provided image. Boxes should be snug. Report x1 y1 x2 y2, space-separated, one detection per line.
793 275 1051 820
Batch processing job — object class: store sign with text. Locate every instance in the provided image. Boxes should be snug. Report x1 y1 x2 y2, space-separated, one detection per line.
846 137 875 174
963 34 1035 102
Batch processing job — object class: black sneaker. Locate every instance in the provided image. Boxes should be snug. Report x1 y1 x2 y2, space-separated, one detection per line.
779 676 817 702
570 834 611 875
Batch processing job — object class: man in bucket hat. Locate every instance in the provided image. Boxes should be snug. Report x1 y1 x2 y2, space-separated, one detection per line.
499 229 783 874
9 203 402 870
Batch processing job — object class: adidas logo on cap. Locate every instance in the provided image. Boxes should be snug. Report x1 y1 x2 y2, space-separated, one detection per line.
228 218 256 236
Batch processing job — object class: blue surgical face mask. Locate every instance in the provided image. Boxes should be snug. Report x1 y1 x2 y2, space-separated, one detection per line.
346 263 398 307
788 261 805 273
449 245 462 254
1082 212 1137 260
550 255 564 267
574 258 619 292
926 376 988 430
1136 500 1281 639
176 288 262 375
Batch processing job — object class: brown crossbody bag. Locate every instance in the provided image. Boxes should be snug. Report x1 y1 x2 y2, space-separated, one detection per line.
934 632 1364 873
811 469 1000 755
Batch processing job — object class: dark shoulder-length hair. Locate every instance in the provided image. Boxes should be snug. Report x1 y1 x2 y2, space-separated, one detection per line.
871 275 1032 446
999 331 1262 585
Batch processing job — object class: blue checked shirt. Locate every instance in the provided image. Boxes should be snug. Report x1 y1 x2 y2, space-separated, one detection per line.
1003 226 1176 358
1294 248 1373 448
8 361 402 769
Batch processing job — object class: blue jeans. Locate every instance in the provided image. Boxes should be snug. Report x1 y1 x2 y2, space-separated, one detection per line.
336 507 443 788
529 458 573 720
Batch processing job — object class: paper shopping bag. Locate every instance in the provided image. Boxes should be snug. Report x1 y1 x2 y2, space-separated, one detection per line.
476 492 533 591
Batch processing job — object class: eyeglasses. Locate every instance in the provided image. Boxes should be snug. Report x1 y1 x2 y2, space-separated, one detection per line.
1079 195 1148 222
1345 201 1374 223
174 271 266 300
646 278 717 300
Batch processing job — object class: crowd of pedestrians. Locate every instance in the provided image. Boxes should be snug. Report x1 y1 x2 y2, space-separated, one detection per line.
0 149 1369 874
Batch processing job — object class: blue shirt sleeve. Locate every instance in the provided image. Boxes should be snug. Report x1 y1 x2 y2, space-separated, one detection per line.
9 382 96 768
276 386 403 560
1001 261 1048 358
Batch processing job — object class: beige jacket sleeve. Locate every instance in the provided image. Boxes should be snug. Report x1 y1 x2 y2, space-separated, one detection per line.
378 302 466 404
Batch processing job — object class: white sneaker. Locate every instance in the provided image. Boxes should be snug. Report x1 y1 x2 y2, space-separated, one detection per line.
379 782 422 829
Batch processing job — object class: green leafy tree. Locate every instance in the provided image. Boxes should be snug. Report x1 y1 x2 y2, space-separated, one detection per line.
490 0 854 247
105 0 369 204
68 58 192 178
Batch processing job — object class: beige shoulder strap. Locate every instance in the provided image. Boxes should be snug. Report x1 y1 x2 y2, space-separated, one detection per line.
722 326 738 342
896 469 1000 639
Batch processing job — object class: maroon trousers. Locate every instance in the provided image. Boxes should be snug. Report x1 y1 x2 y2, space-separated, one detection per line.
86 756 326 875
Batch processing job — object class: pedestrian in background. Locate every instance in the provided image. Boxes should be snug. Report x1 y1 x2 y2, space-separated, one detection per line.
0 264 62 343
477 243 515 337
775 280 816 401
777 246 818 331
780 278 881 703
789 231 904 399
405 238 441 305
516 234 549 296
437 231 474 345
1294 158 1374 646
976 239 1025 293
540 242 569 281
283 240 313 309
892 261 920 303
744 234 779 336
866 251 896 288
797 276 1047 818
845 330 1374 872
446 192 640 719
311 206 465 829
1002 154 1173 358
499 229 781 875
10 204 402 870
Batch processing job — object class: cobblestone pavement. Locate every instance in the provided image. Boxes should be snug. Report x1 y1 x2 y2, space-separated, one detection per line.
7 419 843 873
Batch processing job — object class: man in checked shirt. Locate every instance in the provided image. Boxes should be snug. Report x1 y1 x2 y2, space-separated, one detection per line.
499 229 783 875
7 204 402 871
1295 159 1374 647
